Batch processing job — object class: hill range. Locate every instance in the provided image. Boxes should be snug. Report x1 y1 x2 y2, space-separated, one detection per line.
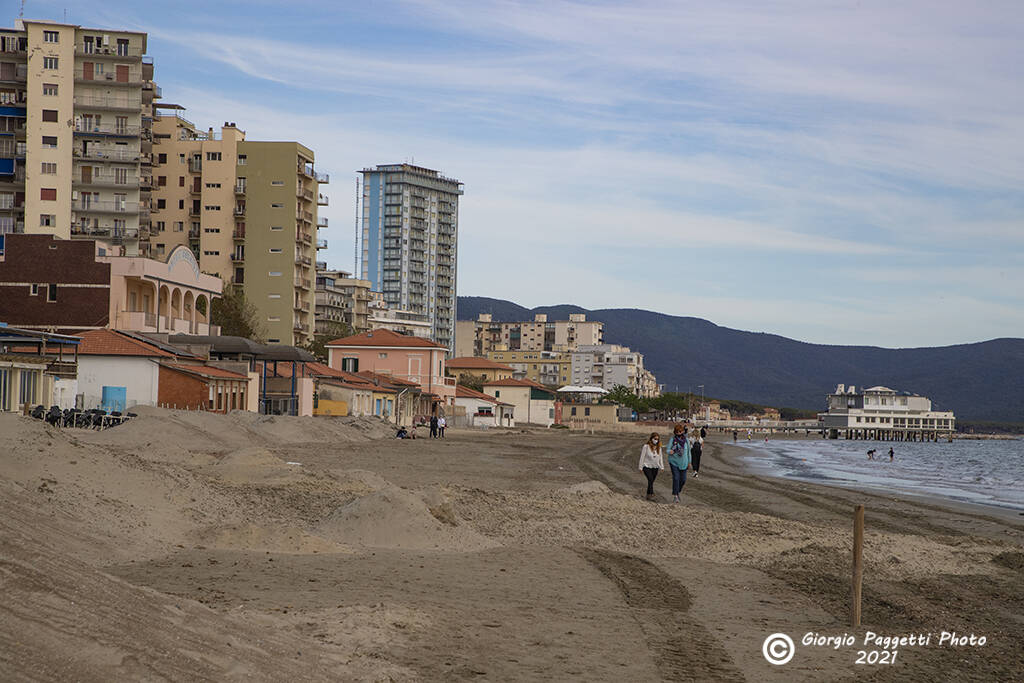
457 297 1024 423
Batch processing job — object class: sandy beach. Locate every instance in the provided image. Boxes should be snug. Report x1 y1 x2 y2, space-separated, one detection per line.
1 410 1022 681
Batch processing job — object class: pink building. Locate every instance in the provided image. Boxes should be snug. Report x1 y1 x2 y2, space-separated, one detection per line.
325 328 455 409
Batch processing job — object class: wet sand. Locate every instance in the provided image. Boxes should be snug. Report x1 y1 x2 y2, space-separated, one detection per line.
1 412 1021 681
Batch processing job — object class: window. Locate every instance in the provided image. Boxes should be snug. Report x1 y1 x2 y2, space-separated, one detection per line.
270 226 283 231
205 182 221 188
268 316 280 322
179 176 185 187
178 200 185 210
341 357 359 372
157 176 166 186
42 83 58 96
156 199 166 209
30 284 38 295
204 227 220 233
206 152 221 161
40 188 56 201
178 153 185 163
378 352 388 359
43 30 59 43
269 271 282 277
494 390 500 398
41 136 57 148
271 203 283 208
114 167 127 184
41 162 56 174
158 153 167 164
268 294 281 299
585 407 591 416
155 221 165 232
47 284 57 302
43 56 58 69
267 338 280 344
269 248 282 253
42 109 58 122
205 205 221 211
237 154 247 165
173 221 183 232
271 180 284 186
39 214 53 226
203 250 220 256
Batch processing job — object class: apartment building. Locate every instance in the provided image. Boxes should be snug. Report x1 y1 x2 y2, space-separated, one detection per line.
570 343 659 398
315 267 371 334
367 295 433 338
455 313 604 358
485 349 570 387
1 20 156 256
148 105 327 346
359 163 462 351
819 384 956 439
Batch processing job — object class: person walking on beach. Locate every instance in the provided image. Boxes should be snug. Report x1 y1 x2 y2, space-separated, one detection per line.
690 431 703 478
429 414 439 438
733 429 738 442
438 415 447 438
638 432 665 501
700 425 707 440
667 425 691 502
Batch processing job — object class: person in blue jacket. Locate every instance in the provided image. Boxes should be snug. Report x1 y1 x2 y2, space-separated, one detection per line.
667 423 691 503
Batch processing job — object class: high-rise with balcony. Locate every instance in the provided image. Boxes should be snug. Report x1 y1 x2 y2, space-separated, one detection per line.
0 19 156 255
148 105 327 346
359 163 462 351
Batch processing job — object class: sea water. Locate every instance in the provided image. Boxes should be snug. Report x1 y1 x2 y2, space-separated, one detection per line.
736 437 1024 511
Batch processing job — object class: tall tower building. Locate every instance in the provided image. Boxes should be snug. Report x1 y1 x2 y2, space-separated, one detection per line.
0 20 155 255
148 105 326 346
358 163 462 350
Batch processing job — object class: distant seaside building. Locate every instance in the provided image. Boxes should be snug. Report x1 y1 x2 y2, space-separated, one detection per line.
819 384 955 440
455 313 603 358
571 343 659 398
358 164 462 351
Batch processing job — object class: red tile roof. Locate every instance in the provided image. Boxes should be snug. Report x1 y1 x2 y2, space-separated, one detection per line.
356 370 419 390
77 329 176 358
325 328 445 349
446 356 515 371
456 385 513 405
162 363 249 380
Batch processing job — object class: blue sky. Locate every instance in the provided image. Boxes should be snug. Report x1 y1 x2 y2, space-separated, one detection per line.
32 0 1024 347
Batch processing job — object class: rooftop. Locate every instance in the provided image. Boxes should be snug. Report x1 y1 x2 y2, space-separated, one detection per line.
325 328 446 349
77 329 175 358
446 356 515 371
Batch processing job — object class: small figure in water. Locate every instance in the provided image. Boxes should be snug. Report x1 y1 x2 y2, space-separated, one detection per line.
888 447 894 461
867 449 877 460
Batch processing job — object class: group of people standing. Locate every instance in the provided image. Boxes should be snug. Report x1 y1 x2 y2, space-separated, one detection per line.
638 424 706 503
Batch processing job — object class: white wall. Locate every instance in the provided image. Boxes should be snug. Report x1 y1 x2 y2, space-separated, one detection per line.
77 356 159 409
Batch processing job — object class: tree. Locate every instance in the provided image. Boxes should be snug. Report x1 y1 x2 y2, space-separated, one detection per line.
603 384 643 412
304 320 352 362
211 282 266 342
457 373 484 392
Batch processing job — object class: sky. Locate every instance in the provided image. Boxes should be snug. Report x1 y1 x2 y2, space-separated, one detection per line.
30 0 1024 347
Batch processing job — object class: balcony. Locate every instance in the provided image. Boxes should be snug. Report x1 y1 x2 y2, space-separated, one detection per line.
317 217 328 229
315 260 327 270
72 95 142 111
296 232 312 244
188 228 200 240
0 65 27 83
316 238 327 250
188 158 202 173
294 277 312 290
235 182 246 195
188 184 201 195
295 255 312 266
72 199 140 213
188 206 200 217
74 121 141 137
73 172 137 187
70 225 139 239
75 44 145 59
314 171 329 184
233 205 245 216
231 253 244 263
73 148 141 163
74 69 143 86
317 193 329 206
298 187 314 201
233 228 245 240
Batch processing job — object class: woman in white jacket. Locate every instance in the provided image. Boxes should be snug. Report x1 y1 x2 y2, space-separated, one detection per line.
638 432 665 501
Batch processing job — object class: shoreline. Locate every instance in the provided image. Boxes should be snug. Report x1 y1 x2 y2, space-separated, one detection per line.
718 438 1024 525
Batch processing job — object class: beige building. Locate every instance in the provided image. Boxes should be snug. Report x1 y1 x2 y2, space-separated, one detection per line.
147 105 326 346
571 344 660 398
1 20 156 257
315 268 372 335
485 349 570 387
455 313 603 358
446 356 516 384
367 294 433 339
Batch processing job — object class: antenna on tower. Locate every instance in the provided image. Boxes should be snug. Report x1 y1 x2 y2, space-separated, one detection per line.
353 176 361 277
19 0 25 19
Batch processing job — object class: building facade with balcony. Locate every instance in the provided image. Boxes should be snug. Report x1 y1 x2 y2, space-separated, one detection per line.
0 19 156 256
0 233 219 335
455 313 604 358
148 107 326 346
570 343 659 398
819 384 956 439
358 164 461 351
315 267 371 335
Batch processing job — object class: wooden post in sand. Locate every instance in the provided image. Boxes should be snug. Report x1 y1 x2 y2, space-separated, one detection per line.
851 504 864 627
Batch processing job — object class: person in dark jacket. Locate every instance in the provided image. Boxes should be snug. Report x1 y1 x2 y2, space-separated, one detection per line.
430 414 439 438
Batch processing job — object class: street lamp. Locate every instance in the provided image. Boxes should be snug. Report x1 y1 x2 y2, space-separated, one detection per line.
698 384 705 422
